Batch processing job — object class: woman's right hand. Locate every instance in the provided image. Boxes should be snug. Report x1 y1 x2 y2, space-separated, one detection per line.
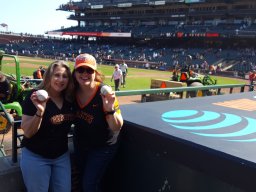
30 91 48 115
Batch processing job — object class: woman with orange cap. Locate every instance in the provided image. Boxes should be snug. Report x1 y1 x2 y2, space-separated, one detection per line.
72 53 123 192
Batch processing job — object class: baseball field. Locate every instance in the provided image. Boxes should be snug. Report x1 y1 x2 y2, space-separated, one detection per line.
1 55 247 92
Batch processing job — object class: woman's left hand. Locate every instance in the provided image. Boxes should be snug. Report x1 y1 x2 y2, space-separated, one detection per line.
101 92 116 111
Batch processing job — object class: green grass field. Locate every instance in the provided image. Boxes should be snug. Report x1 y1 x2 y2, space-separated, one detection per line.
1 56 247 91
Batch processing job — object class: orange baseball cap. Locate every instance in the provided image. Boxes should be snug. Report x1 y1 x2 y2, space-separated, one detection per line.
74 53 97 70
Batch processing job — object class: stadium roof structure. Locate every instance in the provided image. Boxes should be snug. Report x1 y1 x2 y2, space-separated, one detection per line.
56 0 247 11
48 0 256 39
57 0 186 11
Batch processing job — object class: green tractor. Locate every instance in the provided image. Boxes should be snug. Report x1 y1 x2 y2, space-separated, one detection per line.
171 66 217 97
0 51 34 154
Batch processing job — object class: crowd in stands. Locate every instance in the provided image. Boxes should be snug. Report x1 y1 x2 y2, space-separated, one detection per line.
52 22 256 39
1 35 256 77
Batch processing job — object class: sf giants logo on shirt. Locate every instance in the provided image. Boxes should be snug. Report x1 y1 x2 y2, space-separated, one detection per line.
77 111 94 124
51 114 74 124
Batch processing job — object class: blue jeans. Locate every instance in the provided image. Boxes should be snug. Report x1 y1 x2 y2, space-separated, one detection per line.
74 144 118 192
20 147 71 192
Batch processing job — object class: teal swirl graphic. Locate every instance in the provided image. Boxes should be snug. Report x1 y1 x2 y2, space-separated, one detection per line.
161 110 256 142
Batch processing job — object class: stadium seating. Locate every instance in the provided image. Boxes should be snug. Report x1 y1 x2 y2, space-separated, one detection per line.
1 32 255 76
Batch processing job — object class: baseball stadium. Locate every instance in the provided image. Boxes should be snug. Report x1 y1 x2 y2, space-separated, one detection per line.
1 0 256 191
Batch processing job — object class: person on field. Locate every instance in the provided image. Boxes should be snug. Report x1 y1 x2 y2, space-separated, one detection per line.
120 61 128 88
20 60 75 192
72 53 123 192
33 66 45 85
40 66 46 77
33 66 44 79
111 64 122 91
249 70 256 91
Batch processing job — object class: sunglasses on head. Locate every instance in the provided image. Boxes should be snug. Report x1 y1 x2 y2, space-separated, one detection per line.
76 67 94 74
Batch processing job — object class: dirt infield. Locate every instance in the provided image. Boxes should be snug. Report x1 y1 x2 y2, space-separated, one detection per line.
117 95 142 104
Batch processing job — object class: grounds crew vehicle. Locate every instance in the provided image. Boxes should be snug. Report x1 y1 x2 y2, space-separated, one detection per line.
0 50 37 156
171 66 217 97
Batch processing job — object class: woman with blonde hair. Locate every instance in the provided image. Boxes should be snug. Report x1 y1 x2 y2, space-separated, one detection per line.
20 60 75 192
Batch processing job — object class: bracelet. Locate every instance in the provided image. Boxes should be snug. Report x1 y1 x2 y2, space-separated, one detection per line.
35 113 43 118
104 110 116 116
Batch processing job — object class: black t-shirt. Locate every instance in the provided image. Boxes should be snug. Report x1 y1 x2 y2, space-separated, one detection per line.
73 83 121 149
21 90 75 159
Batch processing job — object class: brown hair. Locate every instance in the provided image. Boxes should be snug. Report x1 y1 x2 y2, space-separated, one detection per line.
37 60 74 102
